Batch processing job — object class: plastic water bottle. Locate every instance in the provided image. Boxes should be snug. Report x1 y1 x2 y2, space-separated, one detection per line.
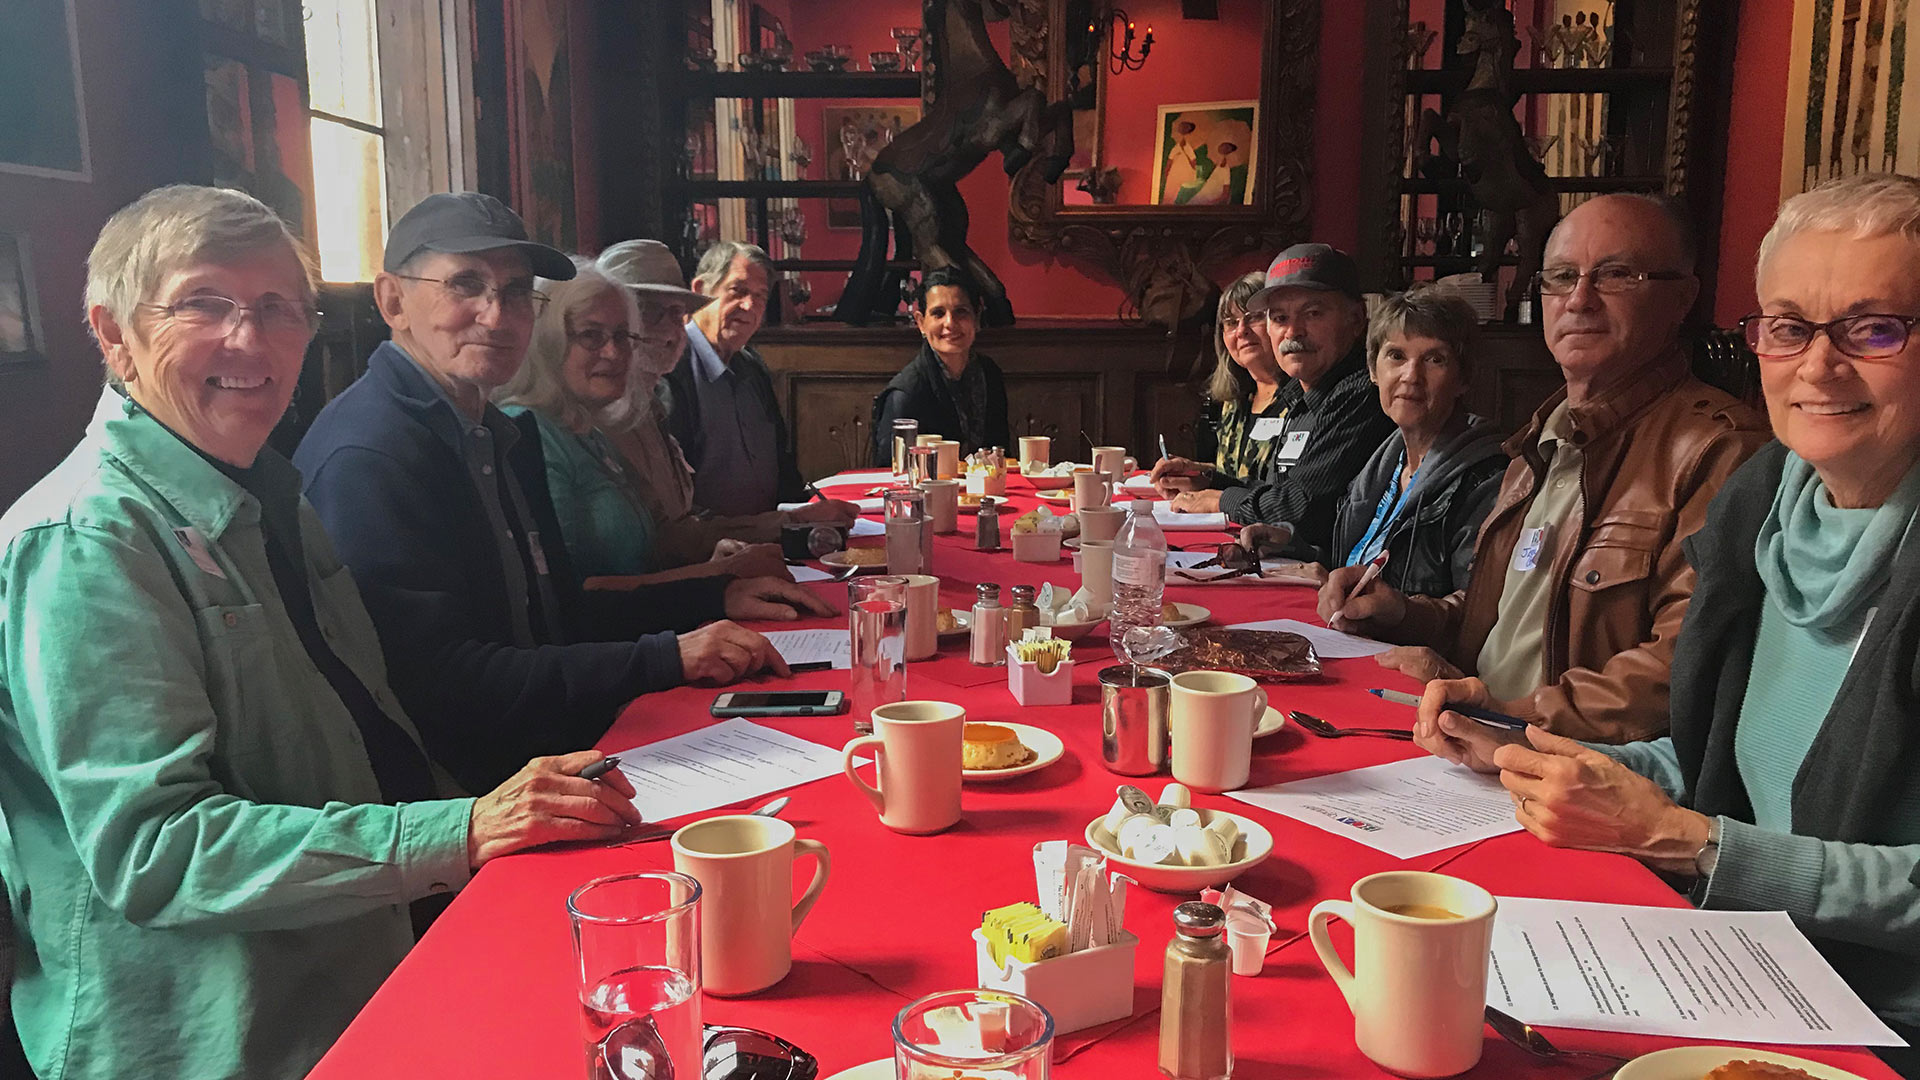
1110 498 1168 660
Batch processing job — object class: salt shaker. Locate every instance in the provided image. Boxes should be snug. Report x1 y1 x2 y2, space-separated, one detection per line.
975 497 1001 552
969 583 1007 666
1159 901 1232 1080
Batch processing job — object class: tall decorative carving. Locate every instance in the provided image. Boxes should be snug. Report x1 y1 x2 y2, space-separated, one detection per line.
1006 0 1318 327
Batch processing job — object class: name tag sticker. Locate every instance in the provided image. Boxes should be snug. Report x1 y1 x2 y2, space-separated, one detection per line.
1512 525 1551 572
526 530 552 578
1276 429 1312 463
1249 417 1287 442
172 527 227 580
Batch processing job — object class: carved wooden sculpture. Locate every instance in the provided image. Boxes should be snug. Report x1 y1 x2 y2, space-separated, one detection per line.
1410 0 1559 320
840 0 1075 327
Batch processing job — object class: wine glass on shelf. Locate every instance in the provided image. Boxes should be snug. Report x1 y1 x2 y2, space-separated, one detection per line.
840 118 865 181
1442 212 1468 258
1413 216 1438 257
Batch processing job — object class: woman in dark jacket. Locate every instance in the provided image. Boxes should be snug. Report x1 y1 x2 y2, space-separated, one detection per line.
871 268 1010 465
1406 174 1920 1076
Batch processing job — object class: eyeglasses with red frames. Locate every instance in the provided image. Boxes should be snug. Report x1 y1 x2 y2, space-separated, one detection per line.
1739 312 1920 361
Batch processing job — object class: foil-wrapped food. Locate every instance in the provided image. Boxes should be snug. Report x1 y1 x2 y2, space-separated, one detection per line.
1157 627 1322 680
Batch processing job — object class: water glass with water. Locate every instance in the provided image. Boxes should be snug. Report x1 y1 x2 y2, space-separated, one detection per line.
884 487 932 576
569 871 702 1080
849 576 908 735
890 419 920 477
893 989 1053 1079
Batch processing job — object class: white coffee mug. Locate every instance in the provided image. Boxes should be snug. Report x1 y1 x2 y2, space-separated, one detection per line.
1076 539 1115 619
919 479 960 535
936 440 962 480
1077 505 1126 543
1071 468 1108 513
1308 871 1497 1078
1017 435 1051 471
843 701 964 834
900 574 940 661
1169 670 1267 793
1091 446 1127 489
671 814 831 997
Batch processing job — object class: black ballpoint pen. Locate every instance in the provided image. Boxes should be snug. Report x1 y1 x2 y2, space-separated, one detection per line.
579 757 621 781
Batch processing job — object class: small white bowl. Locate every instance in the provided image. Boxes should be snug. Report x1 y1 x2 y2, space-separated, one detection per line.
1084 807 1273 894
1042 614 1105 640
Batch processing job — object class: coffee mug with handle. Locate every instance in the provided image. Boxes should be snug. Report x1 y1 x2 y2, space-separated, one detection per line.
1308 871 1497 1078
842 701 965 834
1169 670 1268 793
671 815 830 997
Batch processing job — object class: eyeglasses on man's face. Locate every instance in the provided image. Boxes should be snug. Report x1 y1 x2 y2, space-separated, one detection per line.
137 294 320 341
1739 312 1920 361
568 328 643 353
1532 264 1687 296
395 272 550 314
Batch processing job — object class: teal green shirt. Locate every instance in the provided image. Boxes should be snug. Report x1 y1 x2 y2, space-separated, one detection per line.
1734 596 1862 832
0 390 474 1080
506 406 659 577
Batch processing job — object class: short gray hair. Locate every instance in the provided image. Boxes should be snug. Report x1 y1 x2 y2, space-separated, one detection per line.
1207 271 1273 404
691 241 773 292
1757 173 1920 284
494 259 638 433
1366 284 1481 381
85 184 316 383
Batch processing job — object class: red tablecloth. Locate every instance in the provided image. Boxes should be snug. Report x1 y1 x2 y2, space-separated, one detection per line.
311 475 1900 1079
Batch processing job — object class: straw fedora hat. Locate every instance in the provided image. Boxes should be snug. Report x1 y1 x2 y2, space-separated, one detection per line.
595 240 710 309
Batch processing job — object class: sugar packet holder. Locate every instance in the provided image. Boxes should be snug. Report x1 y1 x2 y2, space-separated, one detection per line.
974 841 1136 1035
1006 630 1073 706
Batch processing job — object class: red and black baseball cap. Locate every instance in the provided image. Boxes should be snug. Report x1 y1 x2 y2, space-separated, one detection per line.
382 192 576 280
1250 242 1362 306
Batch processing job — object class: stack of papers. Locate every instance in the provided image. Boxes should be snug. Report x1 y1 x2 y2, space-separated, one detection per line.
607 719 857 823
761 628 852 669
1148 500 1228 531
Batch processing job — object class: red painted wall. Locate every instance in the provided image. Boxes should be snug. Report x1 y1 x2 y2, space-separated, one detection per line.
1713 0 1795 326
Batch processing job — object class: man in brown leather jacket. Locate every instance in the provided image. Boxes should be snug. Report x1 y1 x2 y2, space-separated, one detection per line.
1319 194 1770 742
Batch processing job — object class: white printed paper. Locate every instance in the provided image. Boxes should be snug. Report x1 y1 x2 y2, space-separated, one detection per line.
1225 617 1392 658
789 565 835 583
1226 756 1521 859
778 497 886 513
1487 897 1906 1047
1149 500 1229 531
762 628 852 669
848 518 885 537
608 718 856 823
818 469 898 487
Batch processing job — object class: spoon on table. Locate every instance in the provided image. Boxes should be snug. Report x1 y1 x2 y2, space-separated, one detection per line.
617 796 792 847
1484 1006 1629 1072
1289 710 1415 741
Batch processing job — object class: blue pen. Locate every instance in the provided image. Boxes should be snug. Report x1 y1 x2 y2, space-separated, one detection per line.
1366 688 1529 731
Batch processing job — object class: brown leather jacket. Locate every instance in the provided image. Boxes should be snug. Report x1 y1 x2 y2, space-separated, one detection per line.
1395 350 1770 742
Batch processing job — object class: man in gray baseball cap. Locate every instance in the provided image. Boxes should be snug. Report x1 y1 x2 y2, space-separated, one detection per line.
1150 242 1393 562
296 194 803 792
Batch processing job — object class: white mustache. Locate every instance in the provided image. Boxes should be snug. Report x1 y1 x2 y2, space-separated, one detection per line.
1277 338 1314 355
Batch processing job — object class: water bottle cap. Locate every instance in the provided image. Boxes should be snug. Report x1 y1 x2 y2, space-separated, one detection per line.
1130 498 1153 514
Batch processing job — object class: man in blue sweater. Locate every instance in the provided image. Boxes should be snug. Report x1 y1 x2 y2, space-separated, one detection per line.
295 194 830 791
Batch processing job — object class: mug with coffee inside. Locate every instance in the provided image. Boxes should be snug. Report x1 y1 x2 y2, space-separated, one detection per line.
1308 870 1497 1078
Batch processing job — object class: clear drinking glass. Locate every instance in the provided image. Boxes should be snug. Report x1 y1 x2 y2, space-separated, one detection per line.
884 487 931 577
890 418 920 477
906 445 937 486
569 871 703 1080
849 576 908 736
893 990 1053 1079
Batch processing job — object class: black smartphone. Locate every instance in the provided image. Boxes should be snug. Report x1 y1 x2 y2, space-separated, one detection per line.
710 690 850 718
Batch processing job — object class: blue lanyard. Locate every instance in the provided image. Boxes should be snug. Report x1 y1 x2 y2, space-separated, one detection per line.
1346 449 1419 567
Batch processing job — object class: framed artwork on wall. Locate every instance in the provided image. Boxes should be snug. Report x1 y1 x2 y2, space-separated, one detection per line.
1149 99 1259 206
1780 0 1920 197
508 0 576 251
0 0 92 181
0 232 43 370
823 104 920 228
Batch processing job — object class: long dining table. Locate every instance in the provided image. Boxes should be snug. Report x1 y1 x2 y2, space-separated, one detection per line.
310 470 1901 1079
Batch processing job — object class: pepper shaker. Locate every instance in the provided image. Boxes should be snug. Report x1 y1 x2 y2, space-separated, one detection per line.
975 497 1002 552
1005 583 1039 640
1159 901 1232 1080
969 583 1007 666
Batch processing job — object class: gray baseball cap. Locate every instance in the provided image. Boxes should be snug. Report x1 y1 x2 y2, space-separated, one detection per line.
382 192 576 280
1250 242 1363 306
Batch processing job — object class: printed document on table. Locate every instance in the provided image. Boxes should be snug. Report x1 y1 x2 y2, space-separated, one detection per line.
848 518 885 537
817 469 897 487
1225 617 1393 658
609 718 857 823
762 628 852 669
1226 756 1521 858
789 565 835 583
778 497 885 513
1487 897 1905 1046
1150 500 1228 530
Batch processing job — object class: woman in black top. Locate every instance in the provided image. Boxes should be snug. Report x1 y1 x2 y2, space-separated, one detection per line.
871 268 1010 465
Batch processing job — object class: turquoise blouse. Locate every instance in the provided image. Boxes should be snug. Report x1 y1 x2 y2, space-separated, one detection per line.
507 406 660 578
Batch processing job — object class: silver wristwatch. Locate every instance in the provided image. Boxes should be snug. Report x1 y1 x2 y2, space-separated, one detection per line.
1693 817 1722 878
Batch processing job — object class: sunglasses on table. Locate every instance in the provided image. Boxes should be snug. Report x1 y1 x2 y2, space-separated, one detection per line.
1173 541 1263 582
705 1025 817 1080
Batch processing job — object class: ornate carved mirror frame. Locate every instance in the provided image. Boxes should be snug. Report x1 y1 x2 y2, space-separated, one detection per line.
1006 0 1320 325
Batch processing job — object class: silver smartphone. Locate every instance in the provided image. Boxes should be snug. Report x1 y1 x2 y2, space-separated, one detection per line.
710 690 849 718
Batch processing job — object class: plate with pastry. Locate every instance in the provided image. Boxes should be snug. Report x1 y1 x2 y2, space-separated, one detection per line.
962 722 1064 782
1163 601 1211 629
818 547 890 572
1035 489 1075 504
1613 1047 1867 1080
936 607 972 638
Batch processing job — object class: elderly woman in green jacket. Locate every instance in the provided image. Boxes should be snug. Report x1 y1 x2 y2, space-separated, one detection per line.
0 185 644 1080
1411 173 1920 1076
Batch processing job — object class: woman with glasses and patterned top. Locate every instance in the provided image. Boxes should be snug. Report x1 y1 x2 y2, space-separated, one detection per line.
1407 174 1920 1075
0 185 643 1080
495 258 798 586
1206 271 1292 482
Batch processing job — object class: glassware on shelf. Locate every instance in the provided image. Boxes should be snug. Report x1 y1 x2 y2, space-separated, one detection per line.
839 117 866 181
1413 216 1438 257
892 26 923 72
869 50 904 73
788 134 812 172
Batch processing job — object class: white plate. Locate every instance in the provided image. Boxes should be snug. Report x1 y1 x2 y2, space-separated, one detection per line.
1035 489 1075 504
1613 1046 1868 1080
1165 602 1211 629
820 1060 891 1080
1254 705 1286 738
937 608 972 638
1084 807 1273 893
963 722 1065 782
818 550 889 573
